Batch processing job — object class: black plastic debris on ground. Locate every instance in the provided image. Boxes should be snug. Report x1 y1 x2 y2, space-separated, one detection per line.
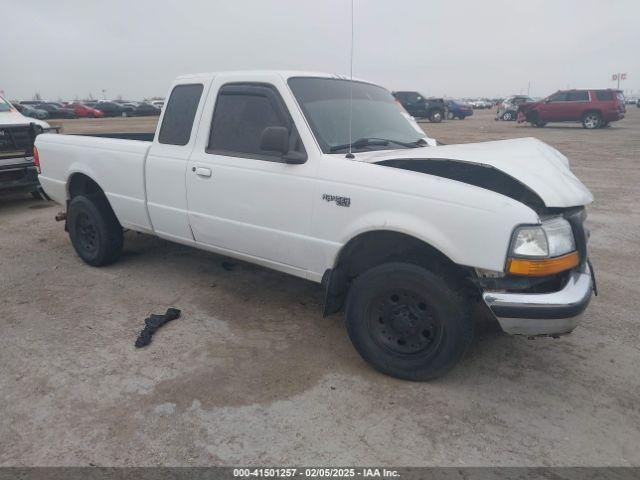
135 308 181 348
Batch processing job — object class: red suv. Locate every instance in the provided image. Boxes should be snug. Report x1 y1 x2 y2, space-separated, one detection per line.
517 89 625 129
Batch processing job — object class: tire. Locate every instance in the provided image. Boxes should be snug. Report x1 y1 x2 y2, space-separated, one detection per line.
345 262 474 381
429 110 443 123
502 111 513 121
582 111 601 129
447 111 455 120
67 195 123 266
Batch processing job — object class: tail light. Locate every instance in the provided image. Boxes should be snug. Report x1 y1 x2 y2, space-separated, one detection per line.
33 145 41 174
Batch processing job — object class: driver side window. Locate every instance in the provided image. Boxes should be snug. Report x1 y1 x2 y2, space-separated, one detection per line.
548 92 567 102
207 83 305 162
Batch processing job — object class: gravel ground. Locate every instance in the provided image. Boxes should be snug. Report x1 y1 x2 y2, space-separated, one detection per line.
1 109 639 466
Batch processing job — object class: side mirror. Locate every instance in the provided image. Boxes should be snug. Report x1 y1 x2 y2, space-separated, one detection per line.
260 126 289 155
260 126 307 164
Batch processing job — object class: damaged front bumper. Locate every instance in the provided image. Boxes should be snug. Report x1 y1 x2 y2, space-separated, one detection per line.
482 264 594 336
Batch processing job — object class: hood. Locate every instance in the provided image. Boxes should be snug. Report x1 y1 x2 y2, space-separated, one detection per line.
0 110 50 129
357 137 593 209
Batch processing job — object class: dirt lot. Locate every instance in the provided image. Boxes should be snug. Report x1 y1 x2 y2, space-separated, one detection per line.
1 109 639 466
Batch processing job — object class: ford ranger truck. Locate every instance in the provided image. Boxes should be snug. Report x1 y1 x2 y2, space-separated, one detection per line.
34 71 595 380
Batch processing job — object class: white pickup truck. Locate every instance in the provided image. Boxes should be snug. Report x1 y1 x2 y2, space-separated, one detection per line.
35 71 595 380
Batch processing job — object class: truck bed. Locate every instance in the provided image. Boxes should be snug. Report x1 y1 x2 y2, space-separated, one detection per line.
36 133 154 232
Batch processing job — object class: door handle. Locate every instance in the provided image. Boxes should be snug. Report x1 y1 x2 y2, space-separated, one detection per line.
193 166 212 178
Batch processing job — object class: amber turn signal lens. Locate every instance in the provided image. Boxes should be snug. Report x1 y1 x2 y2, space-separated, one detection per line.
507 251 580 277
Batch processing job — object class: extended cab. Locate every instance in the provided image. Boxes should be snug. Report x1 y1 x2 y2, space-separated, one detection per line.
35 71 595 380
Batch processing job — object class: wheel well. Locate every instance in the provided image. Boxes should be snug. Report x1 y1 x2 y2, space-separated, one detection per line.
323 230 472 316
68 173 104 199
582 109 602 118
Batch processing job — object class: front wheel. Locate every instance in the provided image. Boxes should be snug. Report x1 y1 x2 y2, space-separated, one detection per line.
502 111 514 121
447 111 455 120
345 262 474 380
67 195 123 266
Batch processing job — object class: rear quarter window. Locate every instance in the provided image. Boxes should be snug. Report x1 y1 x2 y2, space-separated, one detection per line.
595 90 614 101
158 84 204 145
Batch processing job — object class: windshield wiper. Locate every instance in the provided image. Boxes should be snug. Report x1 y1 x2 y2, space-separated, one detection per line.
329 137 427 153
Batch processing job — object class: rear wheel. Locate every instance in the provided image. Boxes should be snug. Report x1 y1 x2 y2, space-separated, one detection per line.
429 110 443 123
447 111 455 120
345 262 474 380
502 111 514 121
67 195 123 266
582 111 602 129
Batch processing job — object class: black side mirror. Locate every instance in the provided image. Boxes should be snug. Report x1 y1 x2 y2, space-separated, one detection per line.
260 126 289 155
260 126 307 164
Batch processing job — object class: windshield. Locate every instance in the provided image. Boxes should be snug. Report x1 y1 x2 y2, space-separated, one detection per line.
0 97 13 112
288 77 426 153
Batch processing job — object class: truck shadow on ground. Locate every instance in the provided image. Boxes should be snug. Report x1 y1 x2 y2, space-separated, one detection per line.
111 231 535 410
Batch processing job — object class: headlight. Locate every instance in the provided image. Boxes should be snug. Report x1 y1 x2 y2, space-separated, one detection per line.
510 217 575 258
508 217 578 276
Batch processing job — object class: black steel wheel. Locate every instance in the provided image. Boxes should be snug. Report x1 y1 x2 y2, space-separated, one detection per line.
368 288 443 357
345 262 474 380
74 211 99 256
67 194 123 266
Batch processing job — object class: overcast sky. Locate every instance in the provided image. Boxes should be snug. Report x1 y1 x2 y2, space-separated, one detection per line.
2 0 638 101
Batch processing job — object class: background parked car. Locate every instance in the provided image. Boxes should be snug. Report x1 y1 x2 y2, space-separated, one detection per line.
94 101 132 117
64 103 104 118
392 91 447 122
12 102 49 120
35 103 77 119
518 89 626 129
496 95 534 121
445 100 473 119
151 100 164 110
470 99 493 109
637 98 640 108
130 103 161 116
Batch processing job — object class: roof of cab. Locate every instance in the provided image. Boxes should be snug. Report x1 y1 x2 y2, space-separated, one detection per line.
174 70 368 82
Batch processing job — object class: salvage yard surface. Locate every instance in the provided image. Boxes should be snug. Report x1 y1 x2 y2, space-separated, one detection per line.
1 109 639 466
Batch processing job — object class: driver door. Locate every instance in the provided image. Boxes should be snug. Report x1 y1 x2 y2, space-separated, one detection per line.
186 81 315 274
541 91 568 121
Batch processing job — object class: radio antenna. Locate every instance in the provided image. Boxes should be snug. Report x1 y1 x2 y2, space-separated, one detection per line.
346 0 355 159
